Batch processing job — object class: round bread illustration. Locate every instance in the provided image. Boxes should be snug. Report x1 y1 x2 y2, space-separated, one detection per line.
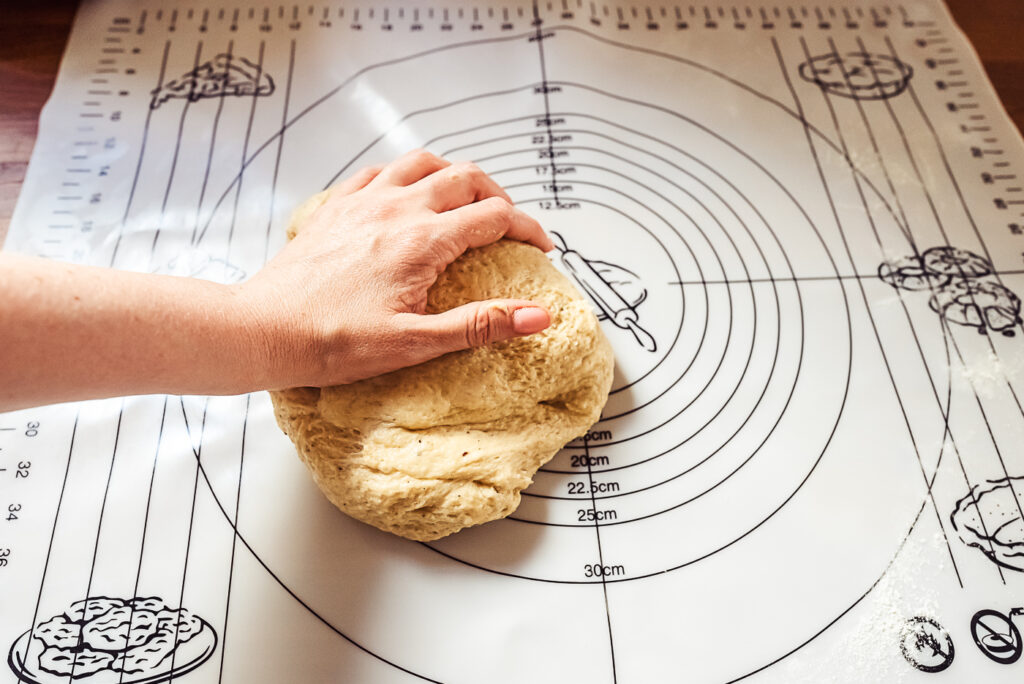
798 52 912 100
950 477 1024 571
921 246 992 279
270 192 615 541
7 596 216 684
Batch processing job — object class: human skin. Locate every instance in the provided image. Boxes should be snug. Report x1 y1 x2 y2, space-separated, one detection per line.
0 149 555 411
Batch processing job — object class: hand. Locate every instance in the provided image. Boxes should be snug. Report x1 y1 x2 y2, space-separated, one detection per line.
242 149 556 389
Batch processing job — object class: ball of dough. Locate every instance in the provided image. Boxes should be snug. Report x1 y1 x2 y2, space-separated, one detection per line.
269 193 614 541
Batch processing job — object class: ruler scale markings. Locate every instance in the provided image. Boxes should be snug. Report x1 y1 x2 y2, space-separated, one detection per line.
891 33 1024 333
9 4 1024 683
884 31 1024 378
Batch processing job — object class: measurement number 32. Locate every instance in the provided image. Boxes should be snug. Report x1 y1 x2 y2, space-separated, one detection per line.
15 422 39 478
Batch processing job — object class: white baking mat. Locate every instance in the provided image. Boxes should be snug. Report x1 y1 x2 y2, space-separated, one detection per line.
5 1 1024 681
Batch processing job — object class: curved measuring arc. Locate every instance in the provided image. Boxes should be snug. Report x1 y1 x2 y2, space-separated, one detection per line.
467 150 717 404
481 146 777 427
185 454 441 683
192 28 536 245
182 24 954 683
416 115 843 536
442 115 840 446
487 158 711 417
504 164 717 415
336 133 793 498
499 190 775 506
194 27 915 251
293 49 854 573
403 113 793 516
411 67 859 574
499 198 792 521
495 161 701 401
433 127 816 461
501 164 713 417
186 444 925 683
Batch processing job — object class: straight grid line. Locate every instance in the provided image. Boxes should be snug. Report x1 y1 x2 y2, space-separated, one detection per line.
119 397 170 683
167 397 209 679
532 6 614 679
775 36 957 600
70 402 125 678
583 437 618 684
262 39 296 265
148 41 204 268
802 34 964 586
667 269 1024 286
189 40 235 246
217 395 251 682
225 41 266 265
532 2 561 204
735 35 975 679
881 34 1024 543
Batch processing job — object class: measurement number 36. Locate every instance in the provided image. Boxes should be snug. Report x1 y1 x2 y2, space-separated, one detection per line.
0 548 9 568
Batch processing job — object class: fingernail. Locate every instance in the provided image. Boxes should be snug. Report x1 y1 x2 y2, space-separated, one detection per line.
512 307 551 335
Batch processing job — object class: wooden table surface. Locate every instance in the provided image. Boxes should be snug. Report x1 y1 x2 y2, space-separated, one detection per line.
1 1 1022 244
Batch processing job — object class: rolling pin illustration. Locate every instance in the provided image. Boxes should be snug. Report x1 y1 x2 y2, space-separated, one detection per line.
551 232 657 352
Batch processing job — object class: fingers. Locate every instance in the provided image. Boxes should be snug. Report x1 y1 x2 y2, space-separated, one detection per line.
371 148 451 187
331 164 384 197
290 165 383 239
370 151 513 214
415 161 512 212
430 196 555 253
398 300 551 362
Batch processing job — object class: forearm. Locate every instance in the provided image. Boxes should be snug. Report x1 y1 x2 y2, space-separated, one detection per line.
0 152 553 411
0 253 269 411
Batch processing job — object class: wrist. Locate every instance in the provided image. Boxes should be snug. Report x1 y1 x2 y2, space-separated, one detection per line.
229 277 313 392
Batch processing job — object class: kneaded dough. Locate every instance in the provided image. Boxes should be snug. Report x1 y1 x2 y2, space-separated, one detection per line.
270 193 614 541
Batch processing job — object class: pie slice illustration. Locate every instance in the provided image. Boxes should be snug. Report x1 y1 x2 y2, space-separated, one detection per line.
151 54 274 109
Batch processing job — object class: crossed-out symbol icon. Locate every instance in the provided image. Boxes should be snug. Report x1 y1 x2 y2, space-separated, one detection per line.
971 608 1024 665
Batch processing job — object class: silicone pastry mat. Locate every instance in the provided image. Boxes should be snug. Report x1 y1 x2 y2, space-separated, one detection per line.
5 1 1024 682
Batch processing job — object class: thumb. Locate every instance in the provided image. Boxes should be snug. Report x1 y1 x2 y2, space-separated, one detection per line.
418 299 551 356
